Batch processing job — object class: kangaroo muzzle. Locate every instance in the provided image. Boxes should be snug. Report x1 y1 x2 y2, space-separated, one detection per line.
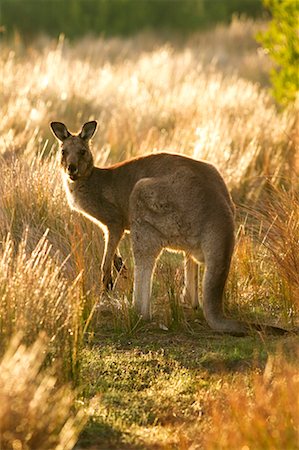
67 163 79 180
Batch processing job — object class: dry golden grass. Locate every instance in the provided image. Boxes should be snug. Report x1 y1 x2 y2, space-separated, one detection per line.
255 186 299 308
201 351 299 450
1 19 296 192
0 17 298 449
0 230 95 381
0 334 86 450
171 348 299 450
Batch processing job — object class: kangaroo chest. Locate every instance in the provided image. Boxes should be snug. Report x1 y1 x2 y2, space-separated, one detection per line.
63 175 127 229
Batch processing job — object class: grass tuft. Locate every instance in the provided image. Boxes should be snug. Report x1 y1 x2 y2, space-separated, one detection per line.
0 231 96 382
200 350 299 450
0 334 86 450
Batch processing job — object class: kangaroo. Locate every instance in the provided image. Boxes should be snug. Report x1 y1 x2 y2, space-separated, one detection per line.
50 120 286 336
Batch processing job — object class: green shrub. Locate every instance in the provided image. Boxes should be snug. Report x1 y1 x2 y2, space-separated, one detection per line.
257 0 299 106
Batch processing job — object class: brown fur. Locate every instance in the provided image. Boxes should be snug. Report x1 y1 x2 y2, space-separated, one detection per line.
50 121 287 336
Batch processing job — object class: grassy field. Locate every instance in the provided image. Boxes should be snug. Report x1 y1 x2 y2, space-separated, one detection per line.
0 18 298 449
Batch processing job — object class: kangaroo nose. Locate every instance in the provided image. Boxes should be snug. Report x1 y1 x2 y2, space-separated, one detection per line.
67 164 78 175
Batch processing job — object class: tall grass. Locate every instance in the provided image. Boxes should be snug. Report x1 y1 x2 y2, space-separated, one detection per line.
0 334 86 450
0 17 298 348
1 18 296 217
0 231 95 381
201 350 299 450
255 185 299 309
0 15 298 386
1 20 296 195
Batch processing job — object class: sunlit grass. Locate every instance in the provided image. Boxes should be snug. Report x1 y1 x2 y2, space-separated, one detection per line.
255 185 299 309
200 350 299 450
1 20 296 196
0 231 96 381
0 334 86 450
0 16 298 449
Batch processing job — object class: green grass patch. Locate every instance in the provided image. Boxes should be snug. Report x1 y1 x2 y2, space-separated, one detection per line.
77 329 295 449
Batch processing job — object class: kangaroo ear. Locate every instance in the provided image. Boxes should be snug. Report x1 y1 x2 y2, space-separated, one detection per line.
79 121 97 141
50 122 71 142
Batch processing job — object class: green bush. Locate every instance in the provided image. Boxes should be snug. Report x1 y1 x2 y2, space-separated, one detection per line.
257 0 299 106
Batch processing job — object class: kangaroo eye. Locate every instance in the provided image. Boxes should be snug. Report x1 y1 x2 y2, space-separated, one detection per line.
80 148 86 156
61 149 66 156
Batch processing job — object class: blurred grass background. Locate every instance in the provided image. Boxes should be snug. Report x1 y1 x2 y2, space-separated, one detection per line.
1 0 264 39
0 1 298 449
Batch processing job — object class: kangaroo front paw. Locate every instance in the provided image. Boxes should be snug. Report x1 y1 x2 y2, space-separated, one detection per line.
113 255 128 279
103 273 113 290
113 255 124 272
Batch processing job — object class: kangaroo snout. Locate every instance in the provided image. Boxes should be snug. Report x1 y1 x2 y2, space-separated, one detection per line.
67 164 78 175
66 163 79 180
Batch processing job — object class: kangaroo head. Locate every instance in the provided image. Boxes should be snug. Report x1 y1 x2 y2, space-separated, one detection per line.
50 121 97 181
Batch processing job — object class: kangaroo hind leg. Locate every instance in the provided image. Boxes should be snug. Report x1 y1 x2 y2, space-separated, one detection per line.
131 222 161 321
132 255 157 320
183 254 199 309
